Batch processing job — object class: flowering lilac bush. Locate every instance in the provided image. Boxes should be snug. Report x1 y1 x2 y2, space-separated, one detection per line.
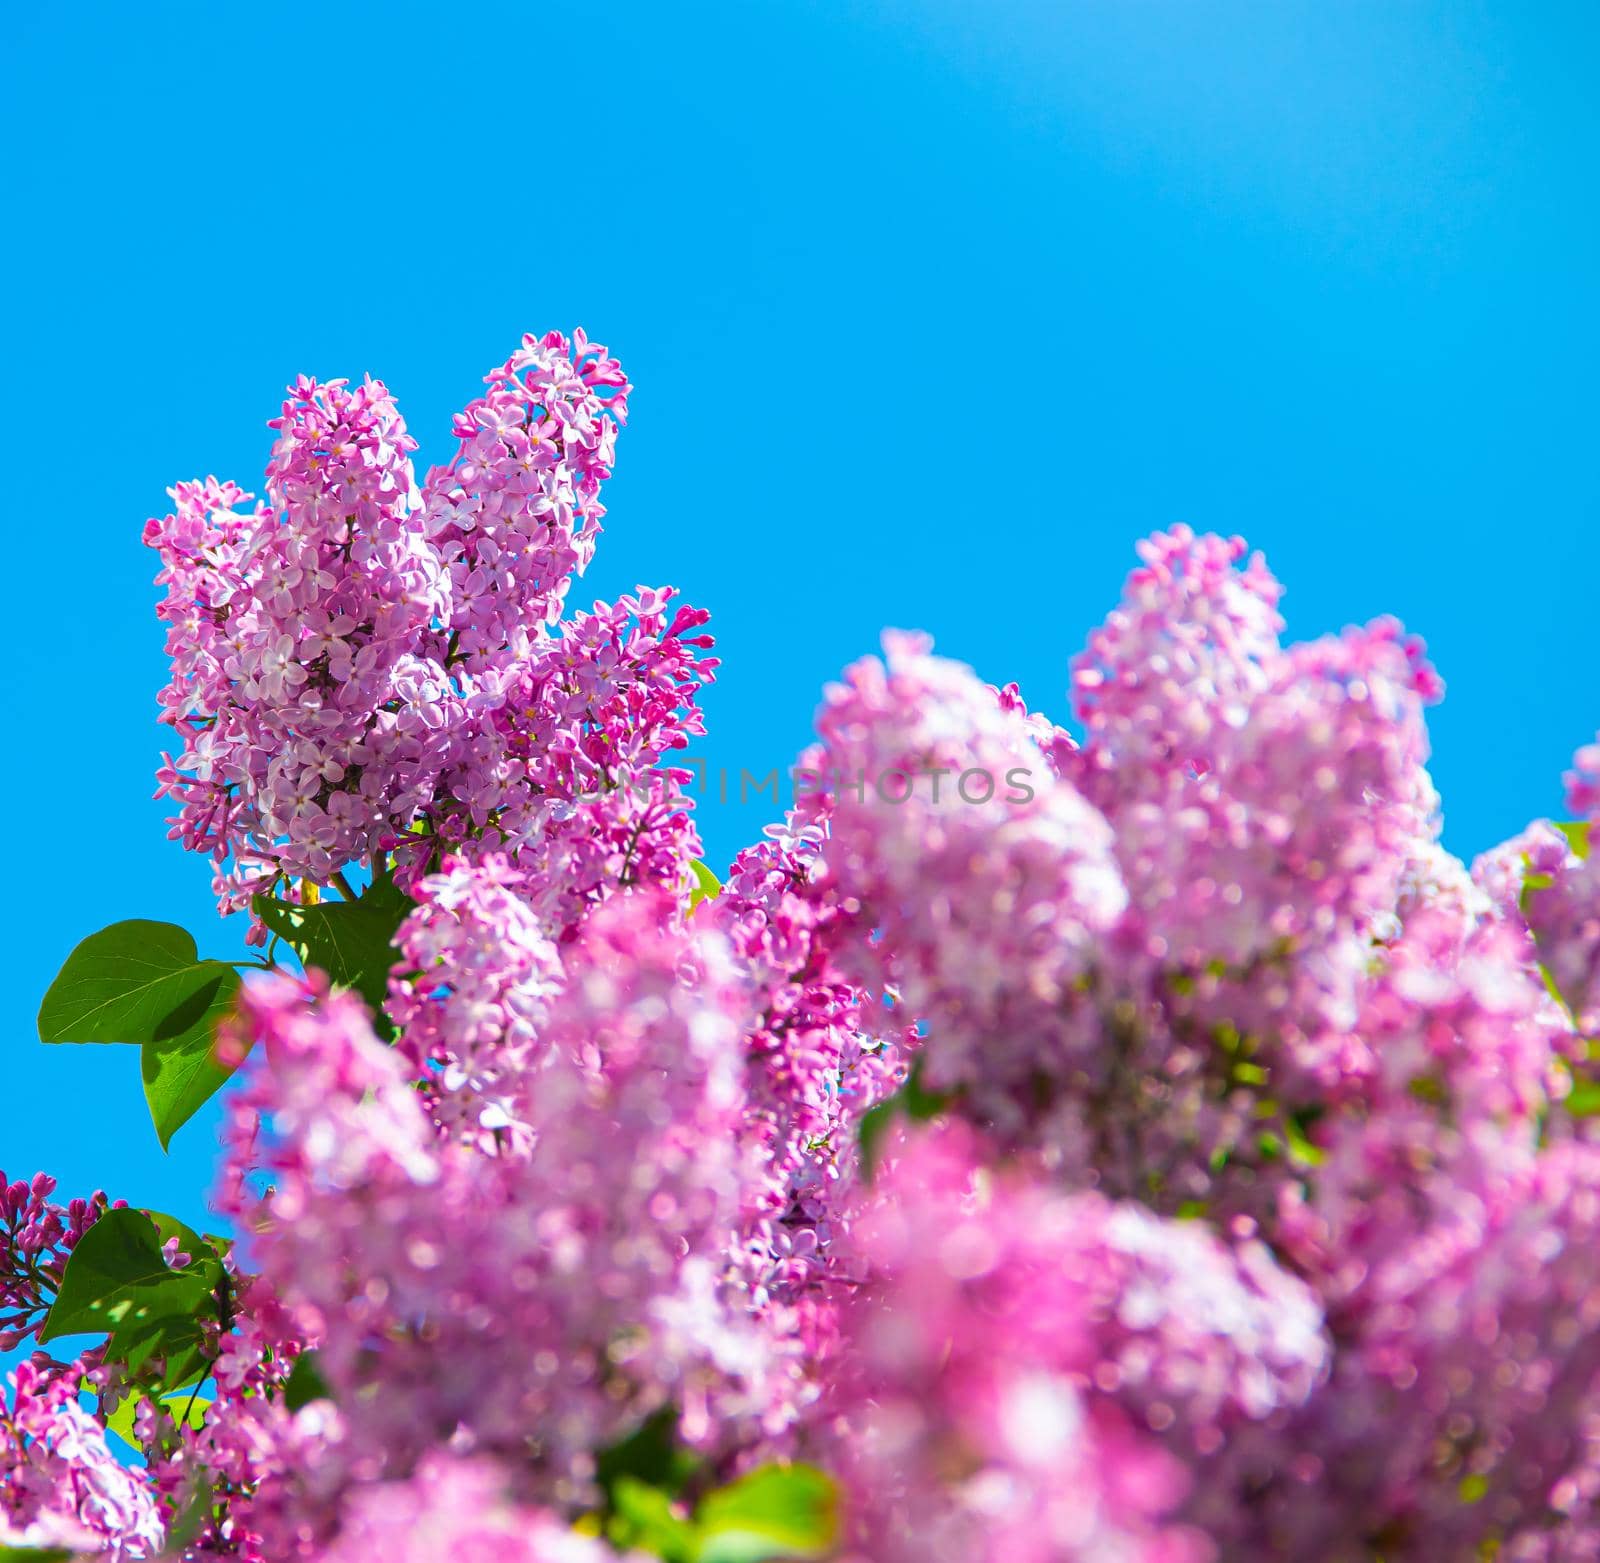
12 330 1600 1560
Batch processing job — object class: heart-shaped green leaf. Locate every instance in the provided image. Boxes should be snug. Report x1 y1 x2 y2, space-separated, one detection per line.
39 1209 218 1390
38 921 235 1047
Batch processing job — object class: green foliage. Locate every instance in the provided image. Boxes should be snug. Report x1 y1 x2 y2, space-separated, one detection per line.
37 921 235 1047
597 1407 702 1502
253 866 411 1018
688 859 723 913
693 1464 838 1562
39 1209 227 1395
597 1414 836 1561
610 1477 698 1559
104 1383 212 1448
141 977 243 1150
282 1351 333 1411
37 920 245 1148
606 1465 838 1562
0 1548 74 1562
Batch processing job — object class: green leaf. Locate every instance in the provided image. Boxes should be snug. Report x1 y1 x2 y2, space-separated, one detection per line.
1565 1078 1600 1117
694 1464 838 1563
39 1210 217 1390
104 1383 212 1447
0 1548 74 1562
282 1351 332 1411
610 1477 698 1561
688 859 723 913
1557 820 1593 860
253 867 410 1017
38 921 236 1047
140 1211 222 1269
596 1407 700 1503
902 1060 951 1121
140 967 245 1150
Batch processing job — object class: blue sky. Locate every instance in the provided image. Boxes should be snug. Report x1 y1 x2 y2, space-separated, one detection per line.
4 1 1595 1232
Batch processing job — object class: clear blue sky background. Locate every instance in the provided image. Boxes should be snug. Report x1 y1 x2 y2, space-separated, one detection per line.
4 2 1595 1236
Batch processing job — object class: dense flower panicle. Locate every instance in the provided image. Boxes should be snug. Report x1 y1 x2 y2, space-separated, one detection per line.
1227 913 1584 1557
386 854 566 1150
827 1124 1327 1563
1128 620 1441 972
219 895 760 1510
1100 620 1445 1139
147 379 455 913
417 589 717 934
132 1276 340 1563
714 810 910 1432
1069 525 1286 785
511 890 769 1447
421 329 630 674
1253 1138 1600 1559
0 1174 113 1353
1476 822 1600 1037
719 811 904 1222
809 632 1127 1111
146 332 639 931
1 1360 165 1560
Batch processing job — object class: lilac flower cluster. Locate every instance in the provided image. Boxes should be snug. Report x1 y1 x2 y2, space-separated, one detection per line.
0 1174 114 1354
823 1123 1327 1563
1 1360 164 1559
144 332 696 930
13 338 1600 1560
215 891 760 1530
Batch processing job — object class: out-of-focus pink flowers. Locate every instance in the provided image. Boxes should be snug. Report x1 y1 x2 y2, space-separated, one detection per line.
218 891 762 1510
311 1453 636 1562
825 1123 1327 1563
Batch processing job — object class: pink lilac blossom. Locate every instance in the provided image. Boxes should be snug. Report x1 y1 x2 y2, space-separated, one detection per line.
420 329 630 675
386 854 566 1150
415 589 716 932
1 1359 165 1559
715 807 910 1432
0 1173 114 1353
1069 525 1286 787
807 631 1127 1121
146 380 452 914
1070 526 1443 1080
146 332 642 933
825 1122 1327 1563
217 891 760 1514
120 1264 357 1563
1475 820 1600 1036
314 1452 635 1563
1252 1135 1600 1559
